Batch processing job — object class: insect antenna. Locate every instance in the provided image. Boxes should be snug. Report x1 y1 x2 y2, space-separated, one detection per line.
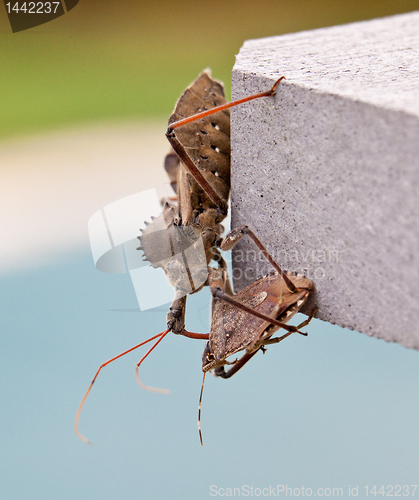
198 371 206 446
135 329 171 394
75 329 170 445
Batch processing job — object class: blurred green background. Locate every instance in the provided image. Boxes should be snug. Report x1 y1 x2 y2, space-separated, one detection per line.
2 3 419 500
1 0 419 140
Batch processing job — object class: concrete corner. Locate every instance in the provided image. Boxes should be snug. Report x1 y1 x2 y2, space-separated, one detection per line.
231 11 419 349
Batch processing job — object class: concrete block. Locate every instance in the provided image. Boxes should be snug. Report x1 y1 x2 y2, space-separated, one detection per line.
230 11 419 350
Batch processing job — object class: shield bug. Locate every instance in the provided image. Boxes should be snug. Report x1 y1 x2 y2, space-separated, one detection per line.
190 225 315 444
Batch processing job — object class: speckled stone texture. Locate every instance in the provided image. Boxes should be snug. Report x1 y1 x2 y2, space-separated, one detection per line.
230 11 419 350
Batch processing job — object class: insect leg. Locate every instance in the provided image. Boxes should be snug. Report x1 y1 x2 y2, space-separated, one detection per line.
254 308 317 349
221 225 297 293
212 287 307 336
166 77 285 216
213 350 260 379
295 306 317 330
167 294 187 334
165 259 232 337
180 330 210 340
168 76 285 130
214 328 299 379
256 331 295 347
166 130 228 214
216 253 233 296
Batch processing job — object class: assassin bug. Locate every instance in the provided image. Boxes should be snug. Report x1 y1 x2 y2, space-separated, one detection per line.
75 71 314 444
138 70 287 336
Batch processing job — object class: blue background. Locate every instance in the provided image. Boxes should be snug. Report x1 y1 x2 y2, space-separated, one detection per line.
1 248 418 498
1 1 419 498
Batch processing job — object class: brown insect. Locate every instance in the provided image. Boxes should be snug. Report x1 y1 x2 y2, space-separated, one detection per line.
196 225 314 443
201 226 314 377
74 71 314 445
138 70 286 336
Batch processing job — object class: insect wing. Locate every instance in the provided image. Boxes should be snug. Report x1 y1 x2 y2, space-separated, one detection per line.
139 218 208 295
87 188 207 310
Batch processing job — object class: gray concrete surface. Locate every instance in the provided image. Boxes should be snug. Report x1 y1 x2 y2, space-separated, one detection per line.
230 11 419 350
